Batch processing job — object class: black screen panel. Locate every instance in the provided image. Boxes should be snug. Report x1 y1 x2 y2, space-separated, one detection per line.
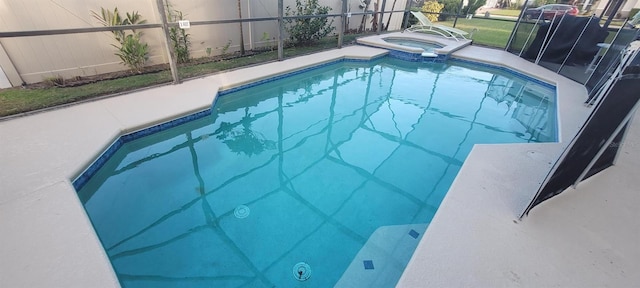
524 70 640 215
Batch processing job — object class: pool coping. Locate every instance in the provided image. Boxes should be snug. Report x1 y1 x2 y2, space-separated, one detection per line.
1 43 638 287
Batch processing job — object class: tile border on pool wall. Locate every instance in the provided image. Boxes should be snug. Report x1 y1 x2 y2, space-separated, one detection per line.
356 42 554 89
448 57 559 142
387 49 449 63
72 138 124 191
216 56 386 97
72 109 212 191
218 61 341 96
449 58 556 90
71 53 554 192
71 55 387 192
358 43 449 63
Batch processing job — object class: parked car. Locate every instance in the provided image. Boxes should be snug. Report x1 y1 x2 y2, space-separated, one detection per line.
523 4 579 21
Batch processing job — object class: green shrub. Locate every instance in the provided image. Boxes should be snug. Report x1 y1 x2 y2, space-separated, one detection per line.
115 35 149 73
43 75 65 87
284 0 335 45
438 0 461 21
421 1 444 22
91 7 149 73
221 40 232 56
261 32 276 51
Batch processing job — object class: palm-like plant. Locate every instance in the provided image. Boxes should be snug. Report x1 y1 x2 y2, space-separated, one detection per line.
115 35 149 73
91 7 149 73
165 2 191 64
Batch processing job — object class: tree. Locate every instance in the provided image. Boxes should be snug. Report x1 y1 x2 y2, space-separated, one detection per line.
421 1 445 22
358 0 371 32
214 107 275 156
237 0 245 55
464 0 487 15
437 0 461 21
385 0 399 30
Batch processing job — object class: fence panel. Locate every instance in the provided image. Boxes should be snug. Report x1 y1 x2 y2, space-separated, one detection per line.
0 0 411 87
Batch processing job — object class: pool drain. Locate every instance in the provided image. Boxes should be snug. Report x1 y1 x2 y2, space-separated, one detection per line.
292 262 311 281
234 205 250 219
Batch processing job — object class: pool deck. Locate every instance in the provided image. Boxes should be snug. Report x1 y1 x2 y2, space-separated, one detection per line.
397 48 640 287
1 43 638 287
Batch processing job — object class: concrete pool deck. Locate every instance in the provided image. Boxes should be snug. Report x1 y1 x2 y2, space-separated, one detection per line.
0 43 638 287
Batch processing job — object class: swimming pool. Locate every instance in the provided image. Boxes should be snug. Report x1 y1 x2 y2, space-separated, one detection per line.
76 57 556 287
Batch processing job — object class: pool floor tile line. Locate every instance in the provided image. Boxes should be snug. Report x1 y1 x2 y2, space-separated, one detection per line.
363 260 375 270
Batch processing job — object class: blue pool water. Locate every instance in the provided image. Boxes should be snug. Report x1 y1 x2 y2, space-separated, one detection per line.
383 38 443 54
77 57 556 287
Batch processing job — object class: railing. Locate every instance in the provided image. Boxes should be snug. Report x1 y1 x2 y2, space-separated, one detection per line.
0 0 414 87
0 0 632 90
505 0 639 92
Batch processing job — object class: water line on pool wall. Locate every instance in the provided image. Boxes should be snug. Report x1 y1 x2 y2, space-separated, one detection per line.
292 262 311 281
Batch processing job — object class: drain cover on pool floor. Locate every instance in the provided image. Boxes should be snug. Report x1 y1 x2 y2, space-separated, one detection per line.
234 205 250 219
292 262 311 281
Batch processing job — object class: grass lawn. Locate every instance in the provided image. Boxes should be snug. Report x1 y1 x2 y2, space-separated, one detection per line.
0 72 173 117
0 34 366 118
439 18 515 48
488 9 522 17
1 28 507 118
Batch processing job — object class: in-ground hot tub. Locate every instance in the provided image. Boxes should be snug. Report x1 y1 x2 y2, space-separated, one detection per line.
383 37 443 57
357 32 472 61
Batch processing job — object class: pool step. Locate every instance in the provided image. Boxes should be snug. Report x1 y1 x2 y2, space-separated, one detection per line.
334 223 429 288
